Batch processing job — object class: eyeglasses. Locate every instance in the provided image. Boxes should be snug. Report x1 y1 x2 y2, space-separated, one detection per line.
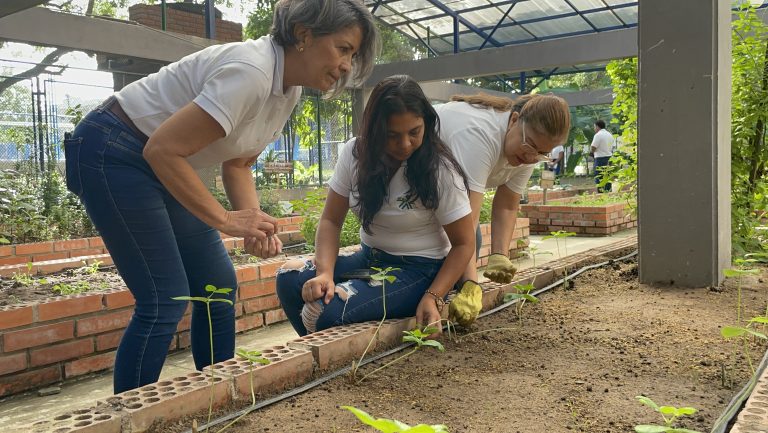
520 120 551 163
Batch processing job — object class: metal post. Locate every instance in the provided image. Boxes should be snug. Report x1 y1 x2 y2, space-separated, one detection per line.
34 76 45 172
316 92 323 184
161 0 167 31
204 0 215 39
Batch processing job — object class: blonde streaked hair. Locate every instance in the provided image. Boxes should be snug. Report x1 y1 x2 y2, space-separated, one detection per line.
451 92 571 143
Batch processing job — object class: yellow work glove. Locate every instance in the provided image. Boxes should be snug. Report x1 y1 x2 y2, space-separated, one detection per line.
483 253 517 284
448 280 483 327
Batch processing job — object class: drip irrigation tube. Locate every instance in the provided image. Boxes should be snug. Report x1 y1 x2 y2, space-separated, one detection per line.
184 249 640 433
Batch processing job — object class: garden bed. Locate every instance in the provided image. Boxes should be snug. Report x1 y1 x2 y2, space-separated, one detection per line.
155 253 767 433
523 194 636 236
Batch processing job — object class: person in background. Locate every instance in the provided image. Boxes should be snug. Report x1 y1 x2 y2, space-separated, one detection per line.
275 75 474 338
549 144 565 176
590 120 615 193
435 93 571 327
63 0 378 393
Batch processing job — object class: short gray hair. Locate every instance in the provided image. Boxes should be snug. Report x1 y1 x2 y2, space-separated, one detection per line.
271 0 380 97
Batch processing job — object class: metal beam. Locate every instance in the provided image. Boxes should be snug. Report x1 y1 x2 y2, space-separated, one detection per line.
419 81 613 107
0 0 48 18
365 28 637 86
0 7 215 63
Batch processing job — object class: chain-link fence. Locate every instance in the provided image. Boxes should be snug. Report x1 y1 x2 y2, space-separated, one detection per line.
1 74 353 189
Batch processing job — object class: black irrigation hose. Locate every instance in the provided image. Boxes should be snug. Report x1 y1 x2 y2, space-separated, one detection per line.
185 248 641 433
182 341 412 433
710 339 768 433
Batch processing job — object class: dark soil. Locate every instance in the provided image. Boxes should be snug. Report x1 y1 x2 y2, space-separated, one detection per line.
155 259 768 433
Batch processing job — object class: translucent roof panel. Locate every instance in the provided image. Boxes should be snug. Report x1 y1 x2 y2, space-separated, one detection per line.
367 0 639 55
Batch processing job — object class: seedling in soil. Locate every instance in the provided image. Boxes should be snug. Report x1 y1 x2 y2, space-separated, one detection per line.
634 395 702 433
721 263 763 373
52 280 92 295
357 326 444 384
213 348 271 432
351 267 398 381
341 405 449 432
543 230 577 288
526 244 552 267
77 260 103 275
502 283 539 324
173 284 234 433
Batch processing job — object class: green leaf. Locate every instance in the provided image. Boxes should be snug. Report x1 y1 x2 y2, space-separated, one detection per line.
0 237 9 244
521 294 539 303
634 426 669 433
402 335 421 345
721 326 747 338
658 406 676 416
504 293 525 302
204 284 218 293
421 340 445 352
675 407 697 416
667 428 703 433
724 268 759 277
636 396 660 411
171 296 210 303
745 329 767 339
341 406 410 433
748 316 768 324
208 298 234 306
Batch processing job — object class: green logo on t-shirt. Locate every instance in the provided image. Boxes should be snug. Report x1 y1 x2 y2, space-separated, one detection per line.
397 190 418 210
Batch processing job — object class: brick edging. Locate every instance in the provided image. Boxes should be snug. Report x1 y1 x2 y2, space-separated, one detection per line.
26 234 637 433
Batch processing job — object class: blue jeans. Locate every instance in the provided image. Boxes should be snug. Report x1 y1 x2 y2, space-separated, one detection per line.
275 244 444 336
594 156 612 193
64 106 237 393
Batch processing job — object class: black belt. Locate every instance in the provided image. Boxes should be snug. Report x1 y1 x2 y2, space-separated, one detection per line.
101 96 149 142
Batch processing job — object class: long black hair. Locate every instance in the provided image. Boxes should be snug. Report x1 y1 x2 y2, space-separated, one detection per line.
353 75 468 235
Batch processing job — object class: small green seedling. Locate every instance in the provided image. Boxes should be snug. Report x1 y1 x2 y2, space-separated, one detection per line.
352 267 398 381
78 260 103 275
172 285 234 432
213 348 271 433
526 244 553 267
11 271 35 287
341 405 449 432
543 230 577 287
634 396 702 433
503 283 539 324
52 281 92 295
357 326 444 384
721 262 762 373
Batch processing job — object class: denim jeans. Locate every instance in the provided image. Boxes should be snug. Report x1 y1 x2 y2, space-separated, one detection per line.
594 156 612 193
64 106 237 393
275 244 444 336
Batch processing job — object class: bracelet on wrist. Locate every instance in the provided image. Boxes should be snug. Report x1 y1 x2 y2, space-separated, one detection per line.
425 289 445 312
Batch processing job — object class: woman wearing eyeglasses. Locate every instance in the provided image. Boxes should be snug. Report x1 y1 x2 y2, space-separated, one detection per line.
434 93 571 327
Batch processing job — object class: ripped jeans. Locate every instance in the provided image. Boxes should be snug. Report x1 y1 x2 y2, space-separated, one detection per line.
275 244 444 336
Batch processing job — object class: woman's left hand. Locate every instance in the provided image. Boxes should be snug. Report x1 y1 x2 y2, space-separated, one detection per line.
244 234 283 258
416 296 443 339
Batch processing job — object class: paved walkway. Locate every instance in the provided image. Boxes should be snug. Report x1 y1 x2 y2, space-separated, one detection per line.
0 229 637 429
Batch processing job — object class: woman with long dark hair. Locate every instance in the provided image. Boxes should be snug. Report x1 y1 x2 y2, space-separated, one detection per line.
276 75 474 337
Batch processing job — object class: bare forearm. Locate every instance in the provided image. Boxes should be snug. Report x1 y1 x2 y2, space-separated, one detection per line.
427 243 474 297
313 218 342 278
145 152 227 229
222 165 260 211
491 207 518 255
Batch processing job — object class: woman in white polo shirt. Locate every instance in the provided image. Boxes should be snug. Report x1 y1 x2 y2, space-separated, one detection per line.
62 0 379 393
276 76 474 337
435 93 571 327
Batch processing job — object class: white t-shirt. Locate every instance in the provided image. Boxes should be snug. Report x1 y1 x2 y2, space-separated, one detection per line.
115 36 301 169
435 101 536 195
329 138 471 259
591 129 615 158
550 145 564 160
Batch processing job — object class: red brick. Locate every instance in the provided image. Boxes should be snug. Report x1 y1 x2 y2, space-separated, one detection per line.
96 330 124 351
177 330 191 349
30 339 94 367
235 265 259 283
0 256 29 267
0 365 61 397
176 314 192 332
14 242 53 255
264 309 287 325
0 245 13 257
0 305 33 330
243 296 280 314
236 314 264 333
76 310 133 336
53 239 89 252
0 352 27 375
239 279 276 300
33 252 70 262
104 290 134 309
38 294 103 321
70 248 107 258
88 237 105 248
259 260 284 279
64 352 116 378
3 321 74 352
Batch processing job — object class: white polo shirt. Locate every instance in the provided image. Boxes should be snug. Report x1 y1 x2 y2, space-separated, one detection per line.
329 139 471 259
115 36 301 169
591 129 615 158
435 101 536 195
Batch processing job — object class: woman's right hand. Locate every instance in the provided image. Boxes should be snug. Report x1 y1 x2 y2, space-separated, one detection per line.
220 209 278 239
301 274 336 304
